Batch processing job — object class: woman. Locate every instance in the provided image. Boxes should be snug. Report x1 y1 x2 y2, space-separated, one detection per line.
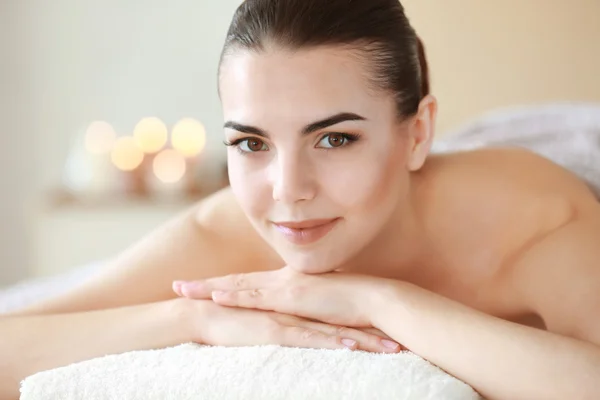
2 0 600 399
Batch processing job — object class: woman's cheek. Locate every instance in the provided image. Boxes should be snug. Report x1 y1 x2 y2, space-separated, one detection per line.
228 160 255 206
323 157 390 208
227 158 245 195
229 160 272 219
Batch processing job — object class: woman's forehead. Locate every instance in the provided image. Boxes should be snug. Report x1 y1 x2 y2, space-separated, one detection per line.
219 48 393 126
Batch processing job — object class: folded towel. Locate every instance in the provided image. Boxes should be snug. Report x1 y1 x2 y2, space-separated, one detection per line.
20 344 481 400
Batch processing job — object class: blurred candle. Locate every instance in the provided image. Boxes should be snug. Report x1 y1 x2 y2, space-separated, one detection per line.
85 120 117 154
111 136 144 171
63 121 120 197
171 118 206 158
148 149 187 198
153 149 186 183
133 117 168 154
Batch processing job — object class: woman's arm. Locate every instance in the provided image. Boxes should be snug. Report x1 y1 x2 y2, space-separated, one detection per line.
0 189 270 398
183 267 600 399
180 216 600 399
371 281 600 400
10 188 276 317
0 298 194 400
372 218 600 400
0 298 391 400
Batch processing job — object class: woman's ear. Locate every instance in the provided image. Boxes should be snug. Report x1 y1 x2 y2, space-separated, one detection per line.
406 94 437 171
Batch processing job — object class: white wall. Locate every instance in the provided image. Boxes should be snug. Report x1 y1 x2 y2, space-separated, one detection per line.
0 1 36 286
0 0 242 286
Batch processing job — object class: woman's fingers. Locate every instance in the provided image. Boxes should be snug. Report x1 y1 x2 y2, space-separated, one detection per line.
295 320 402 353
174 271 278 299
211 288 281 312
279 326 359 351
358 327 394 340
272 314 401 353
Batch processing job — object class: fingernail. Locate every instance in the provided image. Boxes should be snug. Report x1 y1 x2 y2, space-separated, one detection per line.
341 338 357 348
180 283 197 297
172 281 184 296
381 339 400 350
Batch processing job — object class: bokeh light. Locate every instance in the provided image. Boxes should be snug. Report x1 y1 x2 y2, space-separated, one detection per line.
111 137 145 171
84 121 117 154
133 117 168 154
171 118 206 158
153 149 187 183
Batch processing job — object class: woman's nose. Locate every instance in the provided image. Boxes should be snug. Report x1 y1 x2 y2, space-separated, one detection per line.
270 154 317 204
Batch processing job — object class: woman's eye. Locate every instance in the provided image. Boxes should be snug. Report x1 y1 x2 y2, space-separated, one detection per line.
316 133 348 149
239 138 268 152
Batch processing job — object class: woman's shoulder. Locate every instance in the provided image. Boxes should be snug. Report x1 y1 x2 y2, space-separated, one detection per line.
419 147 599 317
421 146 597 272
194 187 248 230
193 187 282 268
427 146 597 213
9 188 281 316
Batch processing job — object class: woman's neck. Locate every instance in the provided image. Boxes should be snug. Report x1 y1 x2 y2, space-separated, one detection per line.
342 172 437 281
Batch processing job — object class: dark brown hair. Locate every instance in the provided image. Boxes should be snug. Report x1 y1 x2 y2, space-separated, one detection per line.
219 0 429 118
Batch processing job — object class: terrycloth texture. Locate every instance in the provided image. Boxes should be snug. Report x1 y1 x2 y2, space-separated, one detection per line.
432 102 600 198
20 344 481 400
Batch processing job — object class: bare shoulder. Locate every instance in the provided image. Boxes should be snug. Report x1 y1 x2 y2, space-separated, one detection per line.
425 147 598 234
507 213 600 344
429 146 596 203
7 188 280 316
193 187 281 267
418 147 599 308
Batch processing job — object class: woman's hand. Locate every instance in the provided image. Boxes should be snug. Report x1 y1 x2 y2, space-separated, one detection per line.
184 299 399 353
174 268 402 351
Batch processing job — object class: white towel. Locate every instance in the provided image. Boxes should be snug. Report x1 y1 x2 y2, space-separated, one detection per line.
20 344 481 400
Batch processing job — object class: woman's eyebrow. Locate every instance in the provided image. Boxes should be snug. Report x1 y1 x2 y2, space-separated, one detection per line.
301 112 366 135
223 121 268 137
223 112 366 139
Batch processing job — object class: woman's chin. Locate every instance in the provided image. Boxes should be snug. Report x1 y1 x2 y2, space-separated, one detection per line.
279 251 344 274
288 264 335 274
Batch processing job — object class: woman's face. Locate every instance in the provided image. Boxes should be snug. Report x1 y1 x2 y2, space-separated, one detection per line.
219 46 425 273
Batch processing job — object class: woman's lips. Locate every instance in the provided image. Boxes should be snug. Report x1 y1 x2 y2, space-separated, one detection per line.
272 218 340 245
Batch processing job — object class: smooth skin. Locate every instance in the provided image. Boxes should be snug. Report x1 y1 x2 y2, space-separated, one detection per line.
1 45 600 399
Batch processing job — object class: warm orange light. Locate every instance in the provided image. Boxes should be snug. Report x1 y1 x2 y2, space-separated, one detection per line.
111 137 144 171
133 117 168 154
153 149 187 183
85 121 116 154
171 118 206 158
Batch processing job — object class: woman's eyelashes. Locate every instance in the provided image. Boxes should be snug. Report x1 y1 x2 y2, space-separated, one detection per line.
315 132 361 149
223 132 361 155
223 137 269 155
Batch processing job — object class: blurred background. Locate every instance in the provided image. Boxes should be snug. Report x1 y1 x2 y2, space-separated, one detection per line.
0 0 599 288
